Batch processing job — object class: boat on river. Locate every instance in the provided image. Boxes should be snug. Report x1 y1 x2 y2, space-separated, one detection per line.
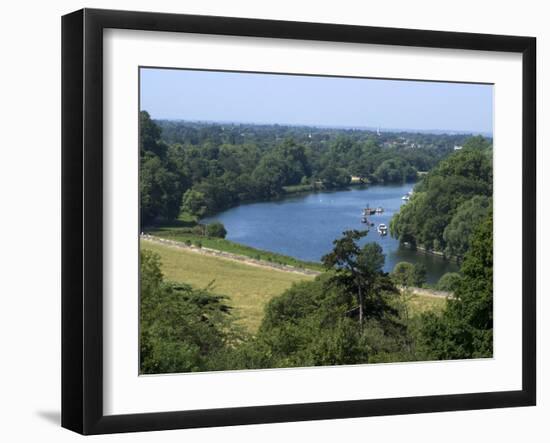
363 206 376 215
377 223 388 235
402 190 414 201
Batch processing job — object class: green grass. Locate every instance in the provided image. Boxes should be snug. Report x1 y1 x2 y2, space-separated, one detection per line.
141 239 314 332
401 292 447 317
146 227 324 272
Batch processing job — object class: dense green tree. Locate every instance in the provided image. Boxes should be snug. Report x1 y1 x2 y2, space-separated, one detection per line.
321 231 398 326
140 110 166 158
140 250 242 374
319 165 351 188
462 135 492 151
391 262 427 287
391 262 416 287
443 195 491 260
206 222 227 238
140 156 183 224
413 263 427 287
140 111 188 225
436 272 462 292
180 189 207 219
251 154 289 198
390 143 492 252
419 213 493 359
374 158 417 183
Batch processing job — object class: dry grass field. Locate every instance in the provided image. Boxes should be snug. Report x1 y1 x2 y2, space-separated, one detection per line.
141 239 313 332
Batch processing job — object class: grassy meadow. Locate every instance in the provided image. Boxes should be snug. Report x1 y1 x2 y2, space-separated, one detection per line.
400 292 446 317
141 239 314 332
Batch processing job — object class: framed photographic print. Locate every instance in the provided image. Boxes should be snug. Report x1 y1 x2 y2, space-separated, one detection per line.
61 8 536 435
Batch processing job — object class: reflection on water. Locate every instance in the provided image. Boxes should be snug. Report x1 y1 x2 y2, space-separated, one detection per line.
202 183 458 283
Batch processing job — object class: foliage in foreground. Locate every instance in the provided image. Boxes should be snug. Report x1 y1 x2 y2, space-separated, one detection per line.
140 218 493 373
436 272 462 292
391 261 428 288
418 213 493 359
140 249 245 374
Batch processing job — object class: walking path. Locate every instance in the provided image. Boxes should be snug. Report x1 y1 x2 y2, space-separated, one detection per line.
140 234 321 277
399 286 453 299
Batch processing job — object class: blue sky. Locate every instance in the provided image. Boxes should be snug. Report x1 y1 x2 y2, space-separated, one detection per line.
140 68 493 134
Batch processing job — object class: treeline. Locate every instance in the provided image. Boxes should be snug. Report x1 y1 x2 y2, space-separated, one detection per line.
158 119 477 153
140 218 493 373
390 136 493 261
140 112 480 225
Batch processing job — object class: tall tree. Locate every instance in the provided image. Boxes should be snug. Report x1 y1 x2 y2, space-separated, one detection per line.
322 231 397 326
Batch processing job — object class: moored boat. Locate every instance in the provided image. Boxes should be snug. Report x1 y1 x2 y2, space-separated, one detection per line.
363 206 376 215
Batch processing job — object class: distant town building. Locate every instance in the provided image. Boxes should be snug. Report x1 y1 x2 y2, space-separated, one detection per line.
454 145 463 151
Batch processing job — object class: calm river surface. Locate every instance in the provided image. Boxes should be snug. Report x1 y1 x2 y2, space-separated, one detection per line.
202 183 458 283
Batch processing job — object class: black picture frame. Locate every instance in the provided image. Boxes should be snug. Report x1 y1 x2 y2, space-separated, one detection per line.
62 8 536 435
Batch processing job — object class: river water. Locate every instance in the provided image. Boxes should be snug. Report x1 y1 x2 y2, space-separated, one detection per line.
202 183 458 283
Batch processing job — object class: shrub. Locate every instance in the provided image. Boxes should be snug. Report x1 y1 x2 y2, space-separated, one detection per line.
436 272 462 292
391 262 427 288
206 222 227 239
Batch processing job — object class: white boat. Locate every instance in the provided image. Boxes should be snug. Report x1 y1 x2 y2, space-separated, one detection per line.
377 223 388 235
402 195 410 201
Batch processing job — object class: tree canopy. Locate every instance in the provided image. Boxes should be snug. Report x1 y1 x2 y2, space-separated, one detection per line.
418 213 493 359
206 222 227 238
140 111 189 225
140 249 243 374
390 142 493 255
443 195 492 260
391 262 427 287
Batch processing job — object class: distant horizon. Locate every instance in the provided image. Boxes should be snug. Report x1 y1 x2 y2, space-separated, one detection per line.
150 116 493 138
140 68 494 134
